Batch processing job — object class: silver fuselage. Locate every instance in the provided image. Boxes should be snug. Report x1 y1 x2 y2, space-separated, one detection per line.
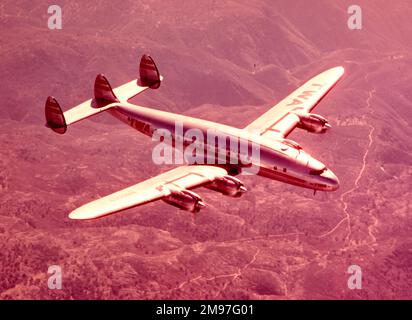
108 102 339 192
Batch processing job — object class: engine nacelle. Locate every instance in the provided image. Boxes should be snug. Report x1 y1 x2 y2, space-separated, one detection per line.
296 113 331 134
162 189 205 213
206 175 247 198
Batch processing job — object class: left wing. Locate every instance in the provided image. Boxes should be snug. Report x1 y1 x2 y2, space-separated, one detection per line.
69 165 228 220
244 66 344 139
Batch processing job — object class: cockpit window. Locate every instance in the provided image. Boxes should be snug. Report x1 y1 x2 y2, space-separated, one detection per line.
310 167 327 175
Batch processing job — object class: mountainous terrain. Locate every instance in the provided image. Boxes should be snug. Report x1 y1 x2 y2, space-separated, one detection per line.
1 0 411 299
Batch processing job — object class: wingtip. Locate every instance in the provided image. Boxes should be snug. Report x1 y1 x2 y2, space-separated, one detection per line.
68 206 96 220
331 66 345 74
68 202 115 220
68 210 85 220
327 66 345 79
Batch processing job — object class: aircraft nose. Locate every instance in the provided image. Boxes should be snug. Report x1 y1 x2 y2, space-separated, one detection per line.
322 169 340 191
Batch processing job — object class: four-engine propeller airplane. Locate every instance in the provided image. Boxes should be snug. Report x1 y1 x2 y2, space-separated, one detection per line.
45 54 344 220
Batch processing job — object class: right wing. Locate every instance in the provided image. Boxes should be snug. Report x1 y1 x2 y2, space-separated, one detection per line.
69 165 228 220
244 66 344 139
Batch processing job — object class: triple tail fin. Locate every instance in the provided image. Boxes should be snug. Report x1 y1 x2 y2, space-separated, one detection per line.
94 74 119 107
138 54 161 89
45 54 162 134
45 96 67 134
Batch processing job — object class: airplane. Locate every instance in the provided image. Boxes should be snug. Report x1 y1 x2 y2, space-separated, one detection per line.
45 54 344 220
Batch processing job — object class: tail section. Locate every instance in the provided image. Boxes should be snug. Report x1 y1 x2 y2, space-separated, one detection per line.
45 54 163 134
45 96 67 134
138 54 161 89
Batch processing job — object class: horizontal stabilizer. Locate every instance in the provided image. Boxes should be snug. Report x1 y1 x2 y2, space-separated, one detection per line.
44 95 114 134
44 54 163 134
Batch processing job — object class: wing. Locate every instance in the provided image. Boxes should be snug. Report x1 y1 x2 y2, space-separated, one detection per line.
244 67 344 139
68 165 227 220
